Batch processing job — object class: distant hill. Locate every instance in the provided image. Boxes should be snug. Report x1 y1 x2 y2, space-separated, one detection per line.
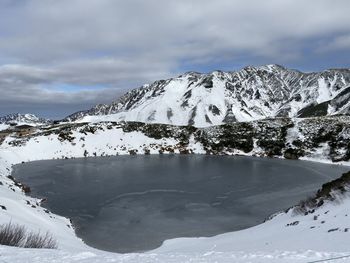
0 113 50 126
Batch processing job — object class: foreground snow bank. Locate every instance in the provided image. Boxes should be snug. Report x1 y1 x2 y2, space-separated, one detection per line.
2 245 350 263
0 121 350 262
156 193 350 253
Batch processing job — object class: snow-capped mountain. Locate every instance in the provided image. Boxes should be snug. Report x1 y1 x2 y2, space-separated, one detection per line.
65 64 350 127
0 113 50 126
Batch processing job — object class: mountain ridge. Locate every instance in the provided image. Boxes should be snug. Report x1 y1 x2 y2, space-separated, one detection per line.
64 64 350 127
0 113 50 126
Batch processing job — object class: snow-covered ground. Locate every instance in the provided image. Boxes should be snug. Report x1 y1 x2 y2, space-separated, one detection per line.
1 246 350 263
0 124 9 131
1 123 350 262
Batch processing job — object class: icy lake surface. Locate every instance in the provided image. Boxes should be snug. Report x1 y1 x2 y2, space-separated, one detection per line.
13 155 349 253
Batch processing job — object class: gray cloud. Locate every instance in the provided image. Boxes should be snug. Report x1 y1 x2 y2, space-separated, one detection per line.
0 58 174 86
0 76 124 119
317 34 350 53
0 0 350 118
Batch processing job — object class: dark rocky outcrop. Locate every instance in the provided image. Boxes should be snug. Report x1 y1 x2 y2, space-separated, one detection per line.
295 171 350 214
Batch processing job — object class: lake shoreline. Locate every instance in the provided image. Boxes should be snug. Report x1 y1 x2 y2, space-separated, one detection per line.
12 155 346 253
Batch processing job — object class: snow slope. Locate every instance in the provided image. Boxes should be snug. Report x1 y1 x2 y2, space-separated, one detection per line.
0 113 50 127
157 194 350 253
0 120 350 262
0 124 9 131
66 65 350 127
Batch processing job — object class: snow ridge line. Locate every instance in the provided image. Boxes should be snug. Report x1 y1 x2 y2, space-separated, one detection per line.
307 254 350 263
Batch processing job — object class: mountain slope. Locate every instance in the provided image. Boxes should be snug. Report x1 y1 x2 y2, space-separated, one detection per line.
66 65 350 127
0 113 50 126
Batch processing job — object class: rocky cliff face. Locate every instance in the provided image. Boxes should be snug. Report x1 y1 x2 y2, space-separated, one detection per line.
65 65 350 127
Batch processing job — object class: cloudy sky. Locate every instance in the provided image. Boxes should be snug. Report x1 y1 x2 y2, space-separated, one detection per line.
1 0 350 119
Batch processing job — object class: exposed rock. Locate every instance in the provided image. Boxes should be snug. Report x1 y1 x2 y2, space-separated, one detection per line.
284 148 304 160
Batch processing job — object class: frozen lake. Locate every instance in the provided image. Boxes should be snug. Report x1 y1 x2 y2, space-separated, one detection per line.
13 155 349 253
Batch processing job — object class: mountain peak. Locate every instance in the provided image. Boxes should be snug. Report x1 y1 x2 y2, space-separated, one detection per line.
0 113 50 125
65 65 350 127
